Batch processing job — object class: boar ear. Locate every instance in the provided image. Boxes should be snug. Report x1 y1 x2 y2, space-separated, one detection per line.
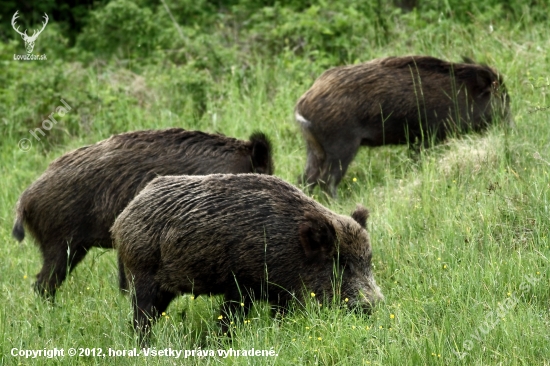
299 213 337 262
475 68 497 96
249 132 273 173
351 205 369 229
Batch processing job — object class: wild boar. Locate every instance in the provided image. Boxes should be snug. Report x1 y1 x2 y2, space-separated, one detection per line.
12 128 274 297
112 174 383 341
295 55 511 197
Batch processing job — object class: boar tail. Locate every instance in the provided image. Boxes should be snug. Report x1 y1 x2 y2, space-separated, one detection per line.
12 202 25 242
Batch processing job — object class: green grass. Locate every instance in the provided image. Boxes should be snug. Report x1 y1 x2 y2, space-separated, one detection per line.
1 5 549 365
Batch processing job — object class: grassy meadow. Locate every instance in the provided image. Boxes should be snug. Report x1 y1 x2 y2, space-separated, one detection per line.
0 0 549 364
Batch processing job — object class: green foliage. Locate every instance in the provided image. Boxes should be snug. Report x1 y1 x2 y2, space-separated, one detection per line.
417 0 549 23
149 0 217 26
76 0 162 59
149 63 215 123
234 0 393 64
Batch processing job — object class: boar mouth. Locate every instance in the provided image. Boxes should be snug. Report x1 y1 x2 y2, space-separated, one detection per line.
343 285 385 314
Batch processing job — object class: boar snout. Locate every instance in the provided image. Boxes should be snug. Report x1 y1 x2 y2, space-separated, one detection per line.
344 283 384 314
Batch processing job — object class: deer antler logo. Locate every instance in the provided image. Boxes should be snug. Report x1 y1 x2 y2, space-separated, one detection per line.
11 11 49 54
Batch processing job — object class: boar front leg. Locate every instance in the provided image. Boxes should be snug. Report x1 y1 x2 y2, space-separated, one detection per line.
220 287 253 335
132 277 176 346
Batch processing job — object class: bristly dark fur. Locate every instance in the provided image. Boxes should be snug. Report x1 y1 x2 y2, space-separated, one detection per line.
112 174 383 343
12 128 274 298
295 55 511 197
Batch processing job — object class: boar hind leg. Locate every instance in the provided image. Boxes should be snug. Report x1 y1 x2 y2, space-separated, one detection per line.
300 128 326 192
319 137 362 198
302 142 325 191
133 278 176 344
34 243 89 298
118 254 129 292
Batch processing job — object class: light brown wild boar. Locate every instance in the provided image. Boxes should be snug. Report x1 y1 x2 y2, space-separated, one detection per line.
112 174 383 342
295 55 511 197
12 128 273 297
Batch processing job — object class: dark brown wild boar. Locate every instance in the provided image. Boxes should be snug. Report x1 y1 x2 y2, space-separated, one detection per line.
295 55 511 197
112 174 383 342
12 128 274 297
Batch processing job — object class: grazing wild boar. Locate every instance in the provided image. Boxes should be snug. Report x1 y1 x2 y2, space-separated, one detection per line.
112 174 383 341
12 128 273 297
295 55 511 197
